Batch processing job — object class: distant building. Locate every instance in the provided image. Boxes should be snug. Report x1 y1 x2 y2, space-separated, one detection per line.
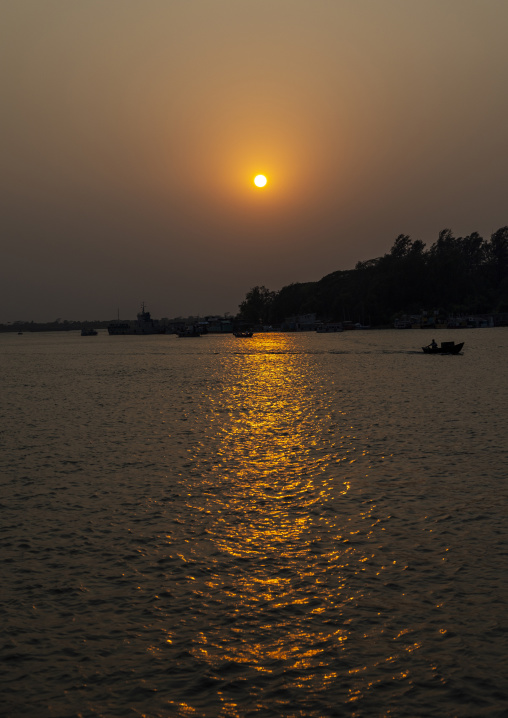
205 317 234 333
282 313 317 331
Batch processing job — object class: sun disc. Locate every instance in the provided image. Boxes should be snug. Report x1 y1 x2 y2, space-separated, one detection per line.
254 174 267 187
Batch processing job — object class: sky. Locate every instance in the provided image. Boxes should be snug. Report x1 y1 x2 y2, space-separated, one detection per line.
1 0 508 322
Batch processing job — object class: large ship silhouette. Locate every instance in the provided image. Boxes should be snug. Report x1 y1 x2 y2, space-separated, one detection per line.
108 304 166 335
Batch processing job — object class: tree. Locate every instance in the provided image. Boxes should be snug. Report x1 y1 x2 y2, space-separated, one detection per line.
238 286 275 324
487 227 508 287
237 226 508 326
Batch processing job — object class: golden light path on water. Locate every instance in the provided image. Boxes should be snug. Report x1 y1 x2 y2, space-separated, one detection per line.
173 333 395 713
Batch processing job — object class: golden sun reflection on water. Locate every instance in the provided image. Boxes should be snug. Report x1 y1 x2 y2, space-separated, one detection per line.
184 333 376 692
209 334 339 555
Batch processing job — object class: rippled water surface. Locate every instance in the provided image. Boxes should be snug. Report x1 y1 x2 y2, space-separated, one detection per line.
1 329 507 717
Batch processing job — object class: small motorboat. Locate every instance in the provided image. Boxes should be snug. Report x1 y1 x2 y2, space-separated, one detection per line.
233 330 253 337
81 328 98 336
422 340 464 355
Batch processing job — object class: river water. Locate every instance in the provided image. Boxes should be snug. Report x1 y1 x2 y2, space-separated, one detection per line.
1 329 507 717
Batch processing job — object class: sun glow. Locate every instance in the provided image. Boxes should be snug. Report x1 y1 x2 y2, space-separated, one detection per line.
254 174 267 187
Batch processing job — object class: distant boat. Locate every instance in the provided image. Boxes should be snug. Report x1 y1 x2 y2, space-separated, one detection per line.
81 328 98 336
233 330 253 337
422 341 464 355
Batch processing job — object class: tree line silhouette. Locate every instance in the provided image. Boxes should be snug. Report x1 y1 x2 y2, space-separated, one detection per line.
238 227 508 326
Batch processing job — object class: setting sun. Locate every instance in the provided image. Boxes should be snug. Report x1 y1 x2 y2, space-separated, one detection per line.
254 174 267 187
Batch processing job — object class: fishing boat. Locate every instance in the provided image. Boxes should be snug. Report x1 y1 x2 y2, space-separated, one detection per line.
422 340 464 355
81 328 98 336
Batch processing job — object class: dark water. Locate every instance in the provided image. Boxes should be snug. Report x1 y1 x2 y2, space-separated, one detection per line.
1 329 507 717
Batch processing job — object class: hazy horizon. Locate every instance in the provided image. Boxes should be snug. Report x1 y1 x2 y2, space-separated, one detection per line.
2 1 507 323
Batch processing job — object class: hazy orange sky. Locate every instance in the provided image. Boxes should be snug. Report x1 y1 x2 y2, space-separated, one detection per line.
2 0 507 322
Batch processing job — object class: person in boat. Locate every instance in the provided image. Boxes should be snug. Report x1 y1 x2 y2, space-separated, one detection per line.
430 338 438 349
